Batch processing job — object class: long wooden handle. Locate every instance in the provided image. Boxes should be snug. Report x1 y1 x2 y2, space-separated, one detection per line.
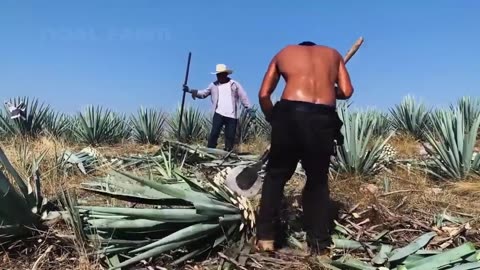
344 37 364 64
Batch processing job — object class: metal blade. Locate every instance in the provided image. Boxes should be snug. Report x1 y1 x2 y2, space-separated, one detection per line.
224 162 264 198
224 147 270 197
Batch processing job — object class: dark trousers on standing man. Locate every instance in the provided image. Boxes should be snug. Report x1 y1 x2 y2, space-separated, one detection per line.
208 112 238 151
256 99 343 253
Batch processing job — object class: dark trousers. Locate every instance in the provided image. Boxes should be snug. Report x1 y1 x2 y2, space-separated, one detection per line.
208 112 238 151
256 99 343 252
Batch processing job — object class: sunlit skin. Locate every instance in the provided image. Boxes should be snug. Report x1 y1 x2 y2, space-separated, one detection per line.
258 42 354 120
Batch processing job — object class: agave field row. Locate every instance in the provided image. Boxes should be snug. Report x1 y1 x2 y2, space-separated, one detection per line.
0 96 271 146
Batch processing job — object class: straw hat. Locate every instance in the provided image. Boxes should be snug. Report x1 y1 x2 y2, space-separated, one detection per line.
211 64 233 75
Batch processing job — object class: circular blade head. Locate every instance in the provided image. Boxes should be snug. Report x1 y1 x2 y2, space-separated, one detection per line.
224 165 264 198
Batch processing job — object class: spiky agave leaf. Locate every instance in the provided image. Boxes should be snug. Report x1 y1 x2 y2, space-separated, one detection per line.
114 112 131 141
252 112 271 139
78 166 254 269
0 96 52 138
168 104 208 143
422 108 480 180
389 95 431 140
356 108 392 137
0 147 56 246
43 110 72 138
331 105 394 175
72 105 127 146
130 107 167 144
0 110 10 137
235 106 257 144
451 96 480 134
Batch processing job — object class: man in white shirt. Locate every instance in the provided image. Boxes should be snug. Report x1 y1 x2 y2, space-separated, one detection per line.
183 64 255 151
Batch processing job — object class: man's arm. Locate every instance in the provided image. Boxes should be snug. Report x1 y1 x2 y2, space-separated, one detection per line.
186 84 212 100
234 81 252 109
335 57 354 99
258 54 280 121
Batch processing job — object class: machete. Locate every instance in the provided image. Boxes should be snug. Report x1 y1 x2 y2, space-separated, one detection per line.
225 37 365 197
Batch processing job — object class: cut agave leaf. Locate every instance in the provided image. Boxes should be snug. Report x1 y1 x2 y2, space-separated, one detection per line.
78 206 211 223
402 254 427 265
316 258 343 270
77 150 253 269
465 251 480 262
87 219 166 229
115 170 227 207
130 223 220 253
448 261 480 270
372 244 393 265
403 242 476 270
332 239 378 251
388 232 437 262
110 238 196 269
415 249 442 255
331 255 377 270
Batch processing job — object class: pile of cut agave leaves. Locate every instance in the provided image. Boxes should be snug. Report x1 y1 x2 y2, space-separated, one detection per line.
315 218 480 270
62 141 480 270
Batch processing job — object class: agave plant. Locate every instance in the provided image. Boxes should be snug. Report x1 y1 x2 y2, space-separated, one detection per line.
203 112 213 142
72 105 128 146
114 112 131 140
355 108 392 137
0 96 52 138
389 95 431 140
331 105 394 175
235 106 257 144
0 110 7 138
423 108 480 180
43 110 72 138
77 163 255 269
252 112 271 139
451 96 480 134
0 147 57 247
168 104 208 143
130 107 167 144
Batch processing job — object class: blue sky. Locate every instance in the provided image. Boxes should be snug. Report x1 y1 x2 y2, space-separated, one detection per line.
1 1 479 115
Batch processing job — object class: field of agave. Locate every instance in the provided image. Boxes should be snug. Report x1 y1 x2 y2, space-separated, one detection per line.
0 96 272 146
1 95 480 270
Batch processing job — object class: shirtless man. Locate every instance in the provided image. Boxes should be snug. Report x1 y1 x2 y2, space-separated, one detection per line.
256 41 354 255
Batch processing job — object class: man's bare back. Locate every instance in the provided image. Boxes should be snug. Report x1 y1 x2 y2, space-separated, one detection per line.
258 42 354 120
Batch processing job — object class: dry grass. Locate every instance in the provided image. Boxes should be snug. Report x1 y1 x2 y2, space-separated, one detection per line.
94 141 160 157
451 180 480 197
0 220 104 270
236 136 269 155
